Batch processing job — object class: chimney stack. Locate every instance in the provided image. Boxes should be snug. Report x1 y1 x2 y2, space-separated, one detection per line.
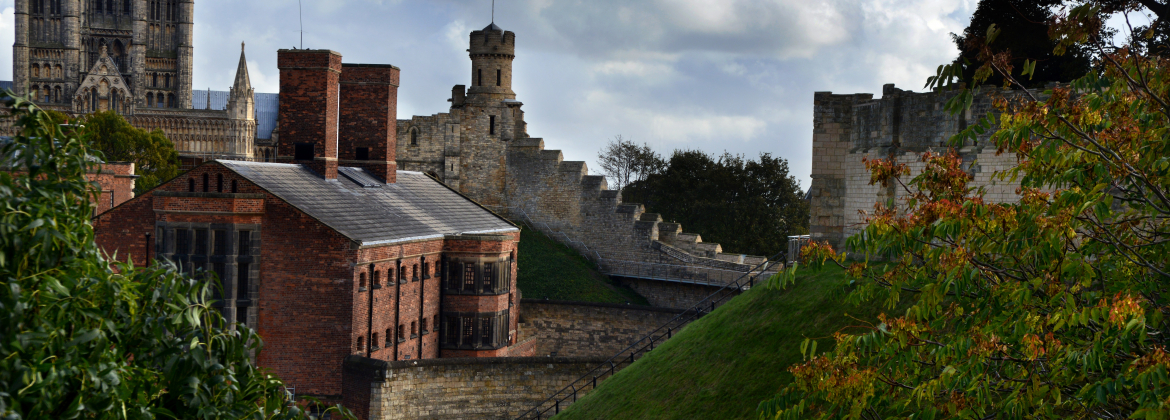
338 63 400 183
276 49 342 179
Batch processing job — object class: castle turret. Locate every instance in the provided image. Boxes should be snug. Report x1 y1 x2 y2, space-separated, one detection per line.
466 22 516 101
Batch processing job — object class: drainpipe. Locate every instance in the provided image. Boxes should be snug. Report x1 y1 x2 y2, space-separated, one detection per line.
394 259 401 361
366 263 373 359
418 257 425 358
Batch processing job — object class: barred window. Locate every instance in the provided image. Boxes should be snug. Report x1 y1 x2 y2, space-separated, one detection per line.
463 263 476 291
194 229 207 255
385 328 393 347
483 262 494 292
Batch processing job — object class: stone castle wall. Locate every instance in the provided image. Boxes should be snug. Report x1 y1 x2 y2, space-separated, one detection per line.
519 299 686 357
809 83 1033 251
343 355 605 420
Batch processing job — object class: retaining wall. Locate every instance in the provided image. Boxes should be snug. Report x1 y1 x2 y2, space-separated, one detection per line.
343 356 606 420
519 299 685 357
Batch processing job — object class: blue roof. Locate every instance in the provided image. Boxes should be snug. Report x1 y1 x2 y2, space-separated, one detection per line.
190 90 279 139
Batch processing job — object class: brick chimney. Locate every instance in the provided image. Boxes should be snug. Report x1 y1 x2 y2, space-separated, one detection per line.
276 49 342 179
339 63 400 183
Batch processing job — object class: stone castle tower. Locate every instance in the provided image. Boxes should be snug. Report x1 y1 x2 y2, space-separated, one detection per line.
14 0 194 112
397 22 527 203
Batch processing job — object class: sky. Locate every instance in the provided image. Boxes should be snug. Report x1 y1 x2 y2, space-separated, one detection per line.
0 0 988 189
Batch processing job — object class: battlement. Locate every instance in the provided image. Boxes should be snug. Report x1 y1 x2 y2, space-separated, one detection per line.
469 27 516 58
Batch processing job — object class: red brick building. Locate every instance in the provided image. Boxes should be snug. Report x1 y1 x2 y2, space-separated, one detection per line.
93 48 527 400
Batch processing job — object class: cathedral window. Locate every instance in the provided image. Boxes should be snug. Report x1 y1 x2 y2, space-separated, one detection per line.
94 0 102 14
106 0 113 14
216 174 223 192
124 0 130 15
168 94 175 108
202 173 209 192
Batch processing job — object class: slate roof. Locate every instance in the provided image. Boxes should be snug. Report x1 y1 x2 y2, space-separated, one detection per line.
218 160 517 246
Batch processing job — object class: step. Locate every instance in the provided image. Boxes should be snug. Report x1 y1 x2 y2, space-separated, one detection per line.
640 213 663 222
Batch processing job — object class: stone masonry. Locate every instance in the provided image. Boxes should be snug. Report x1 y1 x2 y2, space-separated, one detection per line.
519 299 687 358
809 83 1038 251
397 23 780 309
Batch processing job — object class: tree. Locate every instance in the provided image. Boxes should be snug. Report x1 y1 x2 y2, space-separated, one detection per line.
596 135 665 191
952 0 1094 87
622 150 807 257
79 111 180 193
761 3 1170 418
0 94 348 419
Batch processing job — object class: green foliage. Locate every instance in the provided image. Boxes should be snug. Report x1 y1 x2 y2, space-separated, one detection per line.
0 94 346 419
762 4 1170 419
622 150 808 257
596 135 666 192
555 265 901 420
517 225 647 305
951 0 1094 88
81 111 180 193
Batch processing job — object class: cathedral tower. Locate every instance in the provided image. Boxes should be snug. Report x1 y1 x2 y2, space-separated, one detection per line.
466 22 515 102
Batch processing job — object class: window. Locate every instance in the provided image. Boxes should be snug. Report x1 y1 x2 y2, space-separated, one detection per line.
237 263 249 299
216 174 223 192
187 178 194 192
483 262 494 291
412 264 419 282
212 230 226 255
294 143 313 160
236 306 247 324
194 229 207 255
398 325 406 343
480 317 493 347
411 321 418 337
175 229 189 254
231 180 238 193
371 332 379 350
399 265 407 284
489 115 496 135
202 173 209 192
477 68 482 86
355 147 369 160
496 69 501 86
357 336 364 352
385 328 393 347
421 258 429 279
410 129 418 146
461 316 474 343
105 0 112 14
95 0 102 13
124 0 130 15
421 317 428 334
359 272 367 290
238 231 251 256
463 263 476 291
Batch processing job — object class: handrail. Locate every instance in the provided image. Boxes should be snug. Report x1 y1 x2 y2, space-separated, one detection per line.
514 250 786 419
594 258 776 288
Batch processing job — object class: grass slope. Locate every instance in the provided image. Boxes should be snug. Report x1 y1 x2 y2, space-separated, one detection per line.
555 265 897 420
517 225 648 305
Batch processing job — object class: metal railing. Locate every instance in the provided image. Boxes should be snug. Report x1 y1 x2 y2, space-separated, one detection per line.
514 250 785 419
595 258 772 288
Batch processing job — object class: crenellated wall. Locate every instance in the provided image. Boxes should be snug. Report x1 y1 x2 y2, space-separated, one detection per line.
809 83 1038 251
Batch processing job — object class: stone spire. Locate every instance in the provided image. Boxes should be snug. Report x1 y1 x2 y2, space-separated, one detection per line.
226 42 255 121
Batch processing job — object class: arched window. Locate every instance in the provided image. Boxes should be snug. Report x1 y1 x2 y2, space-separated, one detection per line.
496 69 501 86
31 64 39 78
54 86 61 103
371 265 380 287
164 74 170 88
216 174 223 192
124 0 130 14
146 92 154 107
152 73 157 87
231 179 238 193
421 317 428 334
359 272 366 289
385 328 393 347
95 0 102 13
410 128 419 146
411 321 417 337
356 336 364 352
412 264 419 281
106 0 113 14
202 173 209 192
168 93 174 108
187 178 195 192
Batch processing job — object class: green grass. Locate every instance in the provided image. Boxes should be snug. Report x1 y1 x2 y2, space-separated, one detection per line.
517 224 648 305
554 265 901 420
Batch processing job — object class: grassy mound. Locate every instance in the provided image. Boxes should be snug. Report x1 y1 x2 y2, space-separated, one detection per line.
517 225 647 305
554 265 898 419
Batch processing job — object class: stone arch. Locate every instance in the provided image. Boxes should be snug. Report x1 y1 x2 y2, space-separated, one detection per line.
54 86 61 103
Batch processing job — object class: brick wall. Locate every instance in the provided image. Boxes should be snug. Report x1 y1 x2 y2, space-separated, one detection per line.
342 355 606 420
339 63 399 182
519 299 686 357
276 49 342 178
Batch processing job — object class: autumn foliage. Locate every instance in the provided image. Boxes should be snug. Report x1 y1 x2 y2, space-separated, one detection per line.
761 2 1170 419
